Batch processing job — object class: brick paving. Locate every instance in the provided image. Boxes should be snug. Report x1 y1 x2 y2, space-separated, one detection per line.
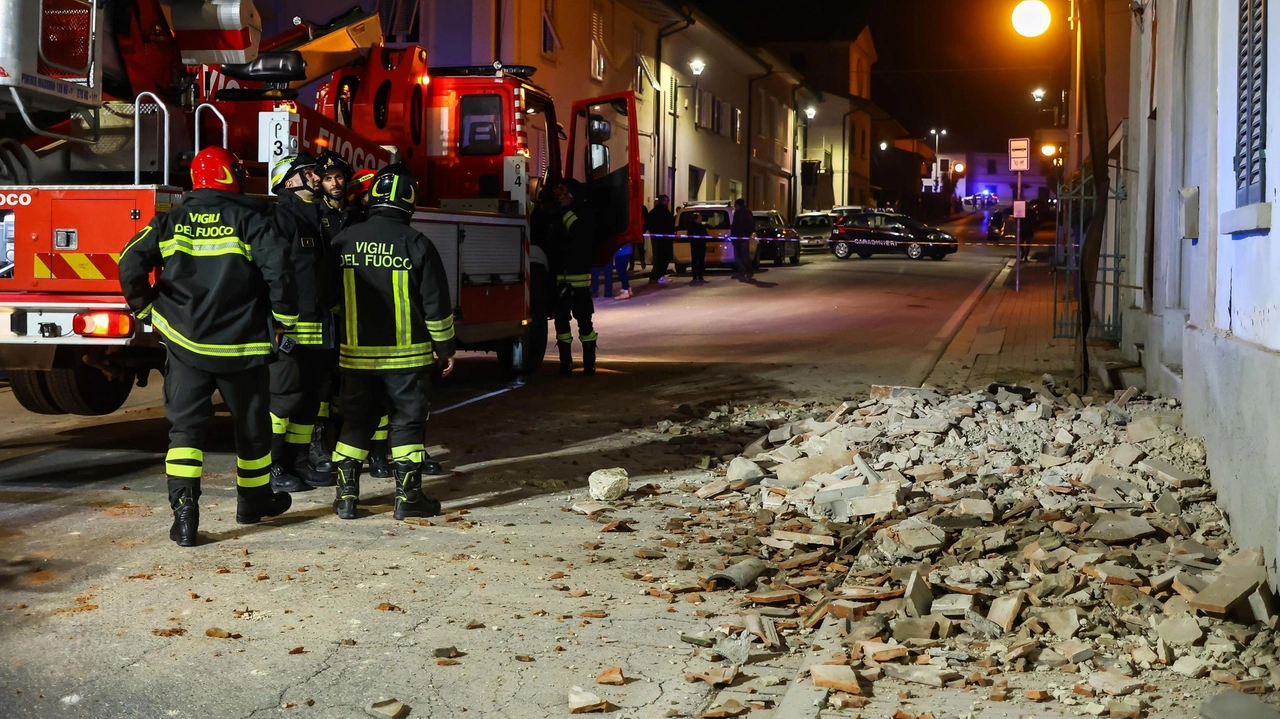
927 256 1078 391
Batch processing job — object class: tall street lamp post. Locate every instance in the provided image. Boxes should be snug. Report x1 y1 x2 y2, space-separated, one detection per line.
670 59 705 203
930 128 946 191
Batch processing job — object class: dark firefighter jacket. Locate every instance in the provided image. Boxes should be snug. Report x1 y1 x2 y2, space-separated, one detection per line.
327 207 455 374
271 188 333 348
318 196 355 243
549 202 596 288
118 189 298 373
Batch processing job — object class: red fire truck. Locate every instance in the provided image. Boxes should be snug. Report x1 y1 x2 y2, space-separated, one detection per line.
0 1 641 416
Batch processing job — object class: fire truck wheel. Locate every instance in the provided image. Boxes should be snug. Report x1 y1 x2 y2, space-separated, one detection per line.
9 370 66 415
46 362 133 416
498 319 548 377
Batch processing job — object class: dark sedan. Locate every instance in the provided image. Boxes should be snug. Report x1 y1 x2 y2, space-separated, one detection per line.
829 211 958 260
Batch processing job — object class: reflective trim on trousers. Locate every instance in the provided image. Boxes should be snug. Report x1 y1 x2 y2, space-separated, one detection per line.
391 443 425 463
166 447 203 479
333 442 370 462
285 422 313 445
235 454 272 487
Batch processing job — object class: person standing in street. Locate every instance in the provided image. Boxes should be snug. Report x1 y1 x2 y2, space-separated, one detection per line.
646 195 675 285
118 146 298 547
326 165 456 521
730 198 755 279
550 179 598 376
687 212 708 285
589 244 633 300
265 155 336 493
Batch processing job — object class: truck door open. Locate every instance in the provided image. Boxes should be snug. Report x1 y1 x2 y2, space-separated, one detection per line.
565 92 642 265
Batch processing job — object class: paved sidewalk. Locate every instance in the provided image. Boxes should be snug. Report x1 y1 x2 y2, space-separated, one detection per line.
926 258 1078 391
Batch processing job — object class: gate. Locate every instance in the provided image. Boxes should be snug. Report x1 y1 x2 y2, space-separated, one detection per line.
1053 168 1126 341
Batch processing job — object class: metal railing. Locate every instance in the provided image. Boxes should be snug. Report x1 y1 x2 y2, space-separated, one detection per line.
133 92 170 186
1053 170 1127 341
193 103 229 150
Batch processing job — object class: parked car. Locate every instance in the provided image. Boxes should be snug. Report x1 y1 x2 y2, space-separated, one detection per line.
793 212 836 250
672 202 759 273
752 211 801 266
830 211 958 260
831 205 866 222
987 209 1015 242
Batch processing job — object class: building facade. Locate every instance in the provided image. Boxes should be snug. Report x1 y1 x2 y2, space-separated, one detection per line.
1120 0 1280 577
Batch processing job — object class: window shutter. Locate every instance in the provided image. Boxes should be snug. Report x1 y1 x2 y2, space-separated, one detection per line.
1237 0 1267 207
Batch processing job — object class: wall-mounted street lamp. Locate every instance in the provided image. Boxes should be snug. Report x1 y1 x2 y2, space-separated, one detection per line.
1032 88 1046 102
689 59 705 77
879 141 888 151
804 107 817 120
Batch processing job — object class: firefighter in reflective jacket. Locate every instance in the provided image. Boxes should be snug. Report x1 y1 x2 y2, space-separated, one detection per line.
266 154 336 493
550 179 598 376
118 146 298 547
326 164 456 521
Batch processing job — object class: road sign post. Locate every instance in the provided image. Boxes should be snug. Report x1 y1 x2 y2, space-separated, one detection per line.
1009 139 1030 292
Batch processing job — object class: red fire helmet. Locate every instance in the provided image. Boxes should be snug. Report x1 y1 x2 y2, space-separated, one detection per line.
191 146 244 193
348 168 378 203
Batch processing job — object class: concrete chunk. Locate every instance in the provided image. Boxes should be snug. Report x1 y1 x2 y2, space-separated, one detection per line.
810 664 862 694
1109 443 1145 468
1157 613 1204 645
987 591 1025 633
1173 655 1209 678
1137 456 1203 488
932 594 975 618
1088 671 1143 696
904 570 933 617
884 664 960 687
954 497 994 521
1084 514 1158 544
725 457 765 482
588 467 630 501
1189 572 1261 615
849 493 897 517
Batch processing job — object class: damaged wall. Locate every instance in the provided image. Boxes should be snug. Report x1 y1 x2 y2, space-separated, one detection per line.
1124 0 1280 580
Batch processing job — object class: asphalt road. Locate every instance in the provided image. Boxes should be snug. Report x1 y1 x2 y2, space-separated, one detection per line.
0 218 1013 718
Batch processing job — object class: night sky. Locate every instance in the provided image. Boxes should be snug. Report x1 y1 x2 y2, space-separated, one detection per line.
692 0 1073 151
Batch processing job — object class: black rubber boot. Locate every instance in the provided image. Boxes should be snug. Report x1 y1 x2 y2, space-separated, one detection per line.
422 453 445 476
308 419 329 470
167 478 200 547
295 448 336 488
235 483 292 525
270 439 309 493
333 459 361 520
367 440 391 479
582 340 597 377
558 341 573 376
392 460 441 520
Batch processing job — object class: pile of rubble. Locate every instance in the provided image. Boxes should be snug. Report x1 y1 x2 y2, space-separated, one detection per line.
581 378 1280 718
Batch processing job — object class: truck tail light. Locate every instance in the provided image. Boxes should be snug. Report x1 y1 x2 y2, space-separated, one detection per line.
73 311 135 338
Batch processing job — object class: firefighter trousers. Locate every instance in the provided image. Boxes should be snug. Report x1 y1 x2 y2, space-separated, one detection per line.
269 348 332 451
162 353 272 500
331 372 430 465
554 285 596 344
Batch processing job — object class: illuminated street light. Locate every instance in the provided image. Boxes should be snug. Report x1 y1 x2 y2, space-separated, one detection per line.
879 142 888 151
1012 0 1051 37
804 106 816 120
689 59 705 76
953 162 966 174
1032 88 1046 102
1040 144 1058 157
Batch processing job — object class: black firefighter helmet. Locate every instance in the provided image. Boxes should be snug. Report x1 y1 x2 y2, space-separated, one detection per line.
368 164 418 215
